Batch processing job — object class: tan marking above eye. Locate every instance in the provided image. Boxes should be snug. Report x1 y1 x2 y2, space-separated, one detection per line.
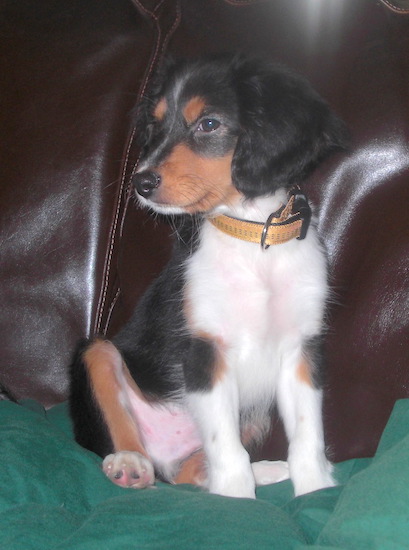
183 96 207 124
154 98 167 121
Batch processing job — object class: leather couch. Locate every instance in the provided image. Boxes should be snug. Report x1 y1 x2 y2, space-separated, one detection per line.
1 0 408 466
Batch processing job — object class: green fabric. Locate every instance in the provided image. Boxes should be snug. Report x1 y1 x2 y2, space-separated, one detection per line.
316 399 409 550
1 399 409 549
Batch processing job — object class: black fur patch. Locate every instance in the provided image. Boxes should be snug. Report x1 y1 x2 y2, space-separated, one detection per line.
183 337 216 392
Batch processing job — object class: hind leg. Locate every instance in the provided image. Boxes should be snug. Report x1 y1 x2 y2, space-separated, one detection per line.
70 338 155 489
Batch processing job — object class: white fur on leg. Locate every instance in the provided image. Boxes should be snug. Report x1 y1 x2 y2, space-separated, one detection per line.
288 443 335 496
188 379 256 499
277 353 336 496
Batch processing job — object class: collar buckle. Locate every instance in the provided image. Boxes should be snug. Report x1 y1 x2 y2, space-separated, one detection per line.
210 186 312 250
290 186 311 241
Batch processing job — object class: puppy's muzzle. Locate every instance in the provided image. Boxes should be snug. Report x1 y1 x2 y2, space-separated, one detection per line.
133 171 161 199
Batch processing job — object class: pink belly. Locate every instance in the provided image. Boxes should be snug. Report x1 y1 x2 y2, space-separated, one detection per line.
127 391 203 466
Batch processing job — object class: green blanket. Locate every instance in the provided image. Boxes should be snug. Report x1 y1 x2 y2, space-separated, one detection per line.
1 398 409 549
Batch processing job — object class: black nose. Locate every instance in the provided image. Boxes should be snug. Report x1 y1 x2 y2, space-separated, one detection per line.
132 171 161 199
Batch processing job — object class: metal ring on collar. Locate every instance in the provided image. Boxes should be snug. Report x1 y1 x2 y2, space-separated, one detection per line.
260 211 277 250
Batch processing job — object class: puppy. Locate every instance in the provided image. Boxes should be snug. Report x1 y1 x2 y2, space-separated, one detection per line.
70 54 347 498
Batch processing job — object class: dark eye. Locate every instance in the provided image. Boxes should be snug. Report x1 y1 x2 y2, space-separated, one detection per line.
197 118 221 133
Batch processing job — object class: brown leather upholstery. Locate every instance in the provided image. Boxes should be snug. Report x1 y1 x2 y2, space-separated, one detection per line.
1 0 408 463
0 0 177 405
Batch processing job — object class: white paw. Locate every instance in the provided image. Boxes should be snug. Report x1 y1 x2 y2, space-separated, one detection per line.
102 451 155 489
208 462 256 499
252 460 290 486
290 457 335 496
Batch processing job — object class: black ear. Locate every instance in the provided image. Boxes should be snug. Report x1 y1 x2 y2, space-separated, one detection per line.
230 56 348 198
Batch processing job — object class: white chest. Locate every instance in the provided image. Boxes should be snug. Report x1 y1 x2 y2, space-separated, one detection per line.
185 218 328 405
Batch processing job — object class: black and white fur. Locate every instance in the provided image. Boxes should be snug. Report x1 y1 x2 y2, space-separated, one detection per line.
70 54 347 498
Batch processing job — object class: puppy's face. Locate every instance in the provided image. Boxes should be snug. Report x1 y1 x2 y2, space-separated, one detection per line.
134 59 242 215
133 55 347 216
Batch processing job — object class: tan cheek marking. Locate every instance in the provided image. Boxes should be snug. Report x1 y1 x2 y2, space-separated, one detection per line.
183 96 206 124
84 340 148 456
296 359 314 388
154 97 167 121
156 144 240 212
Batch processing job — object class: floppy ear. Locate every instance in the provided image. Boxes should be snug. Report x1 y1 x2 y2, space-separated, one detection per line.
231 56 348 198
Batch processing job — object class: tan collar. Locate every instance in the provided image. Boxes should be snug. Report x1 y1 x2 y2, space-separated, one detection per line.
209 189 311 249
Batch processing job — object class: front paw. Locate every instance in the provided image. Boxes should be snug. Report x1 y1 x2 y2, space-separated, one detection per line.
102 451 155 489
209 463 256 499
290 456 335 496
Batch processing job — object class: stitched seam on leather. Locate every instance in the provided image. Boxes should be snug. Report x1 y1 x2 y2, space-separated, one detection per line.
95 3 161 335
95 0 181 335
95 21 161 334
160 0 182 56
154 0 167 13
223 0 266 6
102 287 121 335
379 0 409 13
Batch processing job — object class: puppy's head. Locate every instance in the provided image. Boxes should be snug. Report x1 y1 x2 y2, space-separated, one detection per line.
132 54 347 215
